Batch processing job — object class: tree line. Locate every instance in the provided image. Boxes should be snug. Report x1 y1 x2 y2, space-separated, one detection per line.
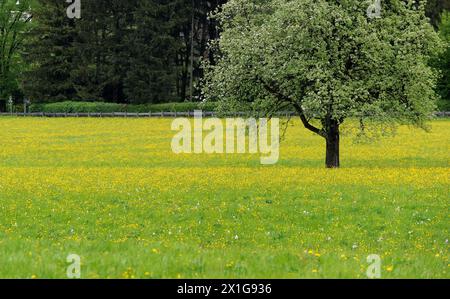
0 0 448 110
1 0 226 107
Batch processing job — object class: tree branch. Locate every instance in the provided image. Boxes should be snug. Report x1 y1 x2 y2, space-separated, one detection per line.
256 76 326 138
291 101 326 138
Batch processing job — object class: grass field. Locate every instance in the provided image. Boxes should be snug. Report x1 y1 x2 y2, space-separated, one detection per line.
0 117 448 278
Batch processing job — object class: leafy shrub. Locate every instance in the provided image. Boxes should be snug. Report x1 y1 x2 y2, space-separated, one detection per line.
29 101 218 113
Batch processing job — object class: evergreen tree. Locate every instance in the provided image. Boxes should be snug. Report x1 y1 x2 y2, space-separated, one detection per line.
70 0 111 101
23 0 77 102
72 0 137 103
99 0 138 103
125 0 181 104
22 0 226 104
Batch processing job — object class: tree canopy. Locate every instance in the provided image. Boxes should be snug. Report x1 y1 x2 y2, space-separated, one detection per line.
0 0 32 101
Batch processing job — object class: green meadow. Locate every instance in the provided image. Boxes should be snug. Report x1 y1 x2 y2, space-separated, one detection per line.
0 118 448 278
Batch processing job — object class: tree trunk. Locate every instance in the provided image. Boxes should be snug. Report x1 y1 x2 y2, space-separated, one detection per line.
325 120 340 168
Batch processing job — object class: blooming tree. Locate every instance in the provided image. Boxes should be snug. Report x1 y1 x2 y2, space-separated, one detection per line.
203 0 443 168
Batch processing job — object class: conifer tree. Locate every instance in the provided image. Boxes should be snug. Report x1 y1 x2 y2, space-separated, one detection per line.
23 0 77 102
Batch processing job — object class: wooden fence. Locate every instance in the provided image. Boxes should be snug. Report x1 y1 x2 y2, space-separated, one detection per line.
0 111 449 118
0 111 293 118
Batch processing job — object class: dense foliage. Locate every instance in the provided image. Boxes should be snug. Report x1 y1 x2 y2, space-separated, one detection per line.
436 11 450 110
28 100 217 113
203 0 443 167
0 0 448 112
0 0 32 107
22 0 226 104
